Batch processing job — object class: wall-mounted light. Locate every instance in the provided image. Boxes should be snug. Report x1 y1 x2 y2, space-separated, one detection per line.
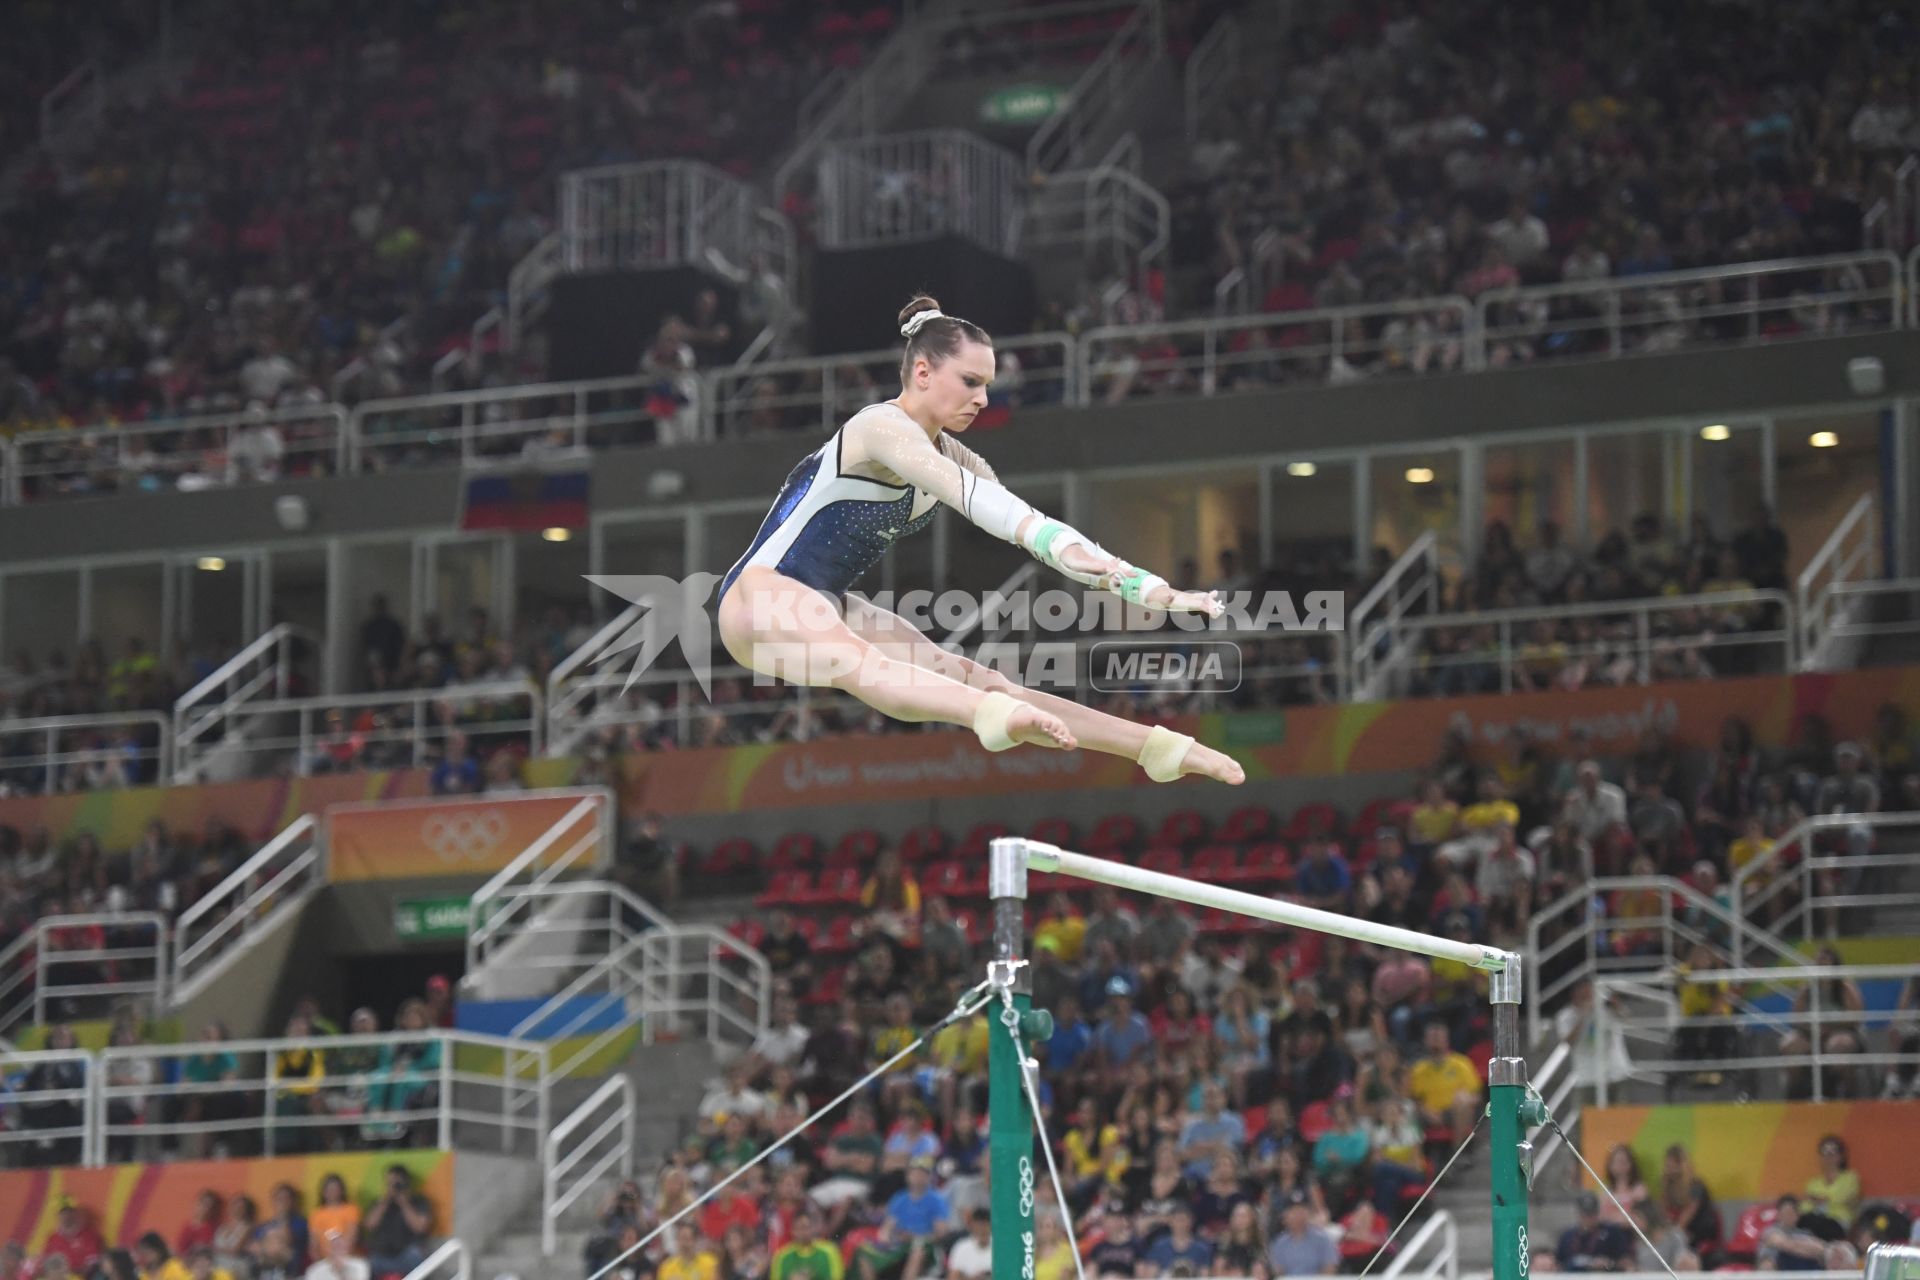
1405 467 1435 485
196 556 227 572
1699 424 1731 442
1286 461 1318 478
1809 431 1839 449
541 527 573 543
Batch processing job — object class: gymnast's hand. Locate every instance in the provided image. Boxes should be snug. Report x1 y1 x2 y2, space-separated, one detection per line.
1056 543 1225 617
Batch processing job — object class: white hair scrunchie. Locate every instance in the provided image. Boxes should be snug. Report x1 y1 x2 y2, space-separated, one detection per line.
900 308 946 339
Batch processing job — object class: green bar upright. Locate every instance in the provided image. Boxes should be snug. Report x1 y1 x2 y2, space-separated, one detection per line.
1488 957 1531 1280
987 838 1036 1280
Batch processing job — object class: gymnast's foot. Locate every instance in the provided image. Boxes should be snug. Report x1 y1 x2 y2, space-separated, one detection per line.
1182 741 1245 785
1008 705 1075 750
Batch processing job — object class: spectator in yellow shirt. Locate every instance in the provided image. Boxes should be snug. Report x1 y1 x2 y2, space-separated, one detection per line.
132 1232 193 1280
860 849 921 944
1439 778 1521 870
1673 942 1733 1083
1034 893 1087 964
271 1012 326 1155
1407 1022 1481 1144
659 1223 720 1280
1408 779 1460 854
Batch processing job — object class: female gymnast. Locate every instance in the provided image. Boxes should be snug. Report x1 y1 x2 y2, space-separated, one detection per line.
715 294 1245 785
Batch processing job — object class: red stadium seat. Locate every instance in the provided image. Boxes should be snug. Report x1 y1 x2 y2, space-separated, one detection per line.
766 831 820 871
1217 805 1274 844
814 867 862 905
728 918 766 948
1028 816 1075 847
1192 845 1240 881
1298 1100 1334 1143
1239 842 1293 886
897 824 948 863
1286 802 1343 840
819 915 858 954
1085 813 1140 853
1140 846 1184 875
827 828 881 867
753 870 810 909
957 821 1011 860
698 837 757 877
1156 809 1210 848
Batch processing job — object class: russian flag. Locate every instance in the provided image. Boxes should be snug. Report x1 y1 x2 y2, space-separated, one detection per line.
459 463 591 531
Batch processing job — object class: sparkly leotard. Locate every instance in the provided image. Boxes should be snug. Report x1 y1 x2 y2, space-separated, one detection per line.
720 415 940 602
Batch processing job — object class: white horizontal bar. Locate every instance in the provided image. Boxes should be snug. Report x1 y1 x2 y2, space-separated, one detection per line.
1019 841 1512 972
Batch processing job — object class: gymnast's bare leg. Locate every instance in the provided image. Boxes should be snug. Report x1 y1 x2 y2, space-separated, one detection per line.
840 593 1245 785
718 566 1075 751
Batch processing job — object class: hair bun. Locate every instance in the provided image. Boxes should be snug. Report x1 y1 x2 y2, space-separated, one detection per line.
897 294 943 338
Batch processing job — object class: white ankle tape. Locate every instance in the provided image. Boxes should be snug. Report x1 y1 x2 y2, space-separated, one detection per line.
1138 725 1194 782
973 690 1021 752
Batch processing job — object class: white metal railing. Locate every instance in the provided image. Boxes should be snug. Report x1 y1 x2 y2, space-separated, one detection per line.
561 161 766 275
0 912 168 1037
1526 875 1803 1046
1380 1209 1457 1280
702 331 1076 438
1805 577 1920 659
1354 589 1796 702
1185 14 1239 144
0 1046 93 1166
171 623 316 781
180 681 543 782
1025 135 1170 281
171 815 323 1007
1477 251 1904 363
544 1074 634 1256
1078 296 1476 401
350 372 673 469
1346 531 1441 701
1730 811 1920 967
6 402 348 504
0 711 171 791
1592 963 1920 1104
1027 0 1166 176
772 2 941 211
402 1240 471 1280
94 1029 549 1164
465 790 617 982
1797 493 1880 667
637 924 771 1050
507 232 563 354
819 129 1027 255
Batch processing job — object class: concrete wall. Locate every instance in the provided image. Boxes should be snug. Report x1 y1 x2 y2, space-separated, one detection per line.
4 333 1916 567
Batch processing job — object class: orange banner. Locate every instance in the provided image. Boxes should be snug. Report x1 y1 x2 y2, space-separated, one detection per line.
326 789 609 882
0 769 432 855
1583 1101 1912 1201
582 667 1920 816
0 1150 451 1253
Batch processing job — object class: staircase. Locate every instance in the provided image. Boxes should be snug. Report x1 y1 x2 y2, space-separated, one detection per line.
473 1038 723 1278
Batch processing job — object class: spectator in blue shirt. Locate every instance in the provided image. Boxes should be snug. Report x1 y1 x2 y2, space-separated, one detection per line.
429 730 481 795
1268 1189 1339 1275
1142 1204 1214 1275
1092 982 1153 1072
1043 994 1092 1074
1293 838 1352 911
884 1159 952 1240
1177 1082 1243 1181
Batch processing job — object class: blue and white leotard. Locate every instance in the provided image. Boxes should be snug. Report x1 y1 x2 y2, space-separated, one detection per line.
720 408 944 602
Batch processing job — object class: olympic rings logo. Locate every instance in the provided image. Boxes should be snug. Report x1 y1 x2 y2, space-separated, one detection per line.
421 810 510 863
1018 1156 1035 1217
1518 1226 1530 1276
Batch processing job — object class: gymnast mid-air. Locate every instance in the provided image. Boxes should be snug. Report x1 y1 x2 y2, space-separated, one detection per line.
715 294 1245 786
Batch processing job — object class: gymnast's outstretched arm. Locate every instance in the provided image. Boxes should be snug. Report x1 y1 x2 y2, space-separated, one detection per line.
845 407 1223 616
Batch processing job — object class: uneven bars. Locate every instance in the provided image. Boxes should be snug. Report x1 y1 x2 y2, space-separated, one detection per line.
1017 839 1515 972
